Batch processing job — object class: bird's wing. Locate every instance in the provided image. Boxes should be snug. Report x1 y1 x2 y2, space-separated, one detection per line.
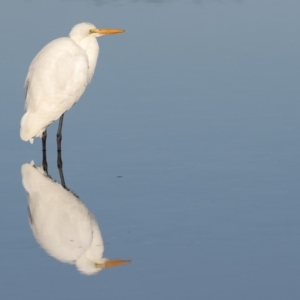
25 37 89 117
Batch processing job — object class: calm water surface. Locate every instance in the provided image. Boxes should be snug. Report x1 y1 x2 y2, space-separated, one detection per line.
0 0 299 299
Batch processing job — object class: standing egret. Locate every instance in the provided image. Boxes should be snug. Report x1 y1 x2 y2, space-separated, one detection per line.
20 22 125 150
21 161 130 275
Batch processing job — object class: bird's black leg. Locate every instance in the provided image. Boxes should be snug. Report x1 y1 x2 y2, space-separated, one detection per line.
57 114 64 152
42 130 48 174
57 150 66 188
42 129 47 151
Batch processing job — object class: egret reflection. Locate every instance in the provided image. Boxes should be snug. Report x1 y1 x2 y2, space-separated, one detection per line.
21 160 130 275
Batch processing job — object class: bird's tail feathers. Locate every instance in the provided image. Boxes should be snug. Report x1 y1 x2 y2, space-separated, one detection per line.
20 111 46 143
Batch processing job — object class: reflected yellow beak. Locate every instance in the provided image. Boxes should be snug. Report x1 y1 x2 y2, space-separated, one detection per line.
95 259 131 269
90 28 125 35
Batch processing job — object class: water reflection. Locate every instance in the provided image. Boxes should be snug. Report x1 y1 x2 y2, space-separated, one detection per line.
21 160 130 275
91 0 166 5
86 0 207 5
68 0 242 7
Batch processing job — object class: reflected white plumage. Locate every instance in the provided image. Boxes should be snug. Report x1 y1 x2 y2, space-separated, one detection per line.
21 162 129 275
20 22 125 144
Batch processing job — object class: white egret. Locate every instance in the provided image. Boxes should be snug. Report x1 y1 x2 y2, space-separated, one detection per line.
21 162 130 275
20 22 125 150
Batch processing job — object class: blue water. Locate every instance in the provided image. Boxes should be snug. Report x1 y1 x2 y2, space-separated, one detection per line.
0 0 299 299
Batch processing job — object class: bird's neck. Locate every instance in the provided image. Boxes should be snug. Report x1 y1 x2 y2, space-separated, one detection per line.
76 37 99 82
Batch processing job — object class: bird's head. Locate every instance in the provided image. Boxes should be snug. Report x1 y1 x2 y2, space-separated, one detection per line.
69 22 125 40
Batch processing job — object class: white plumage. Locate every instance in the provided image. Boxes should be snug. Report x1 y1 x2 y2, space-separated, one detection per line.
20 22 125 143
21 162 130 275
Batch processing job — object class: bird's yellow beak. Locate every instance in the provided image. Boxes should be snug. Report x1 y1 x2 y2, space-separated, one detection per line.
90 28 125 35
95 259 131 269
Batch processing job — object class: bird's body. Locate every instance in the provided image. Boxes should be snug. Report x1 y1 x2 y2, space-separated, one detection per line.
21 162 129 275
20 23 124 144
21 38 91 142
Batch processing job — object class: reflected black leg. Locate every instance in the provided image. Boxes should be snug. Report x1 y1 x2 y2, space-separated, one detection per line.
42 151 48 174
57 114 66 187
57 150 66 188
57 114 64 152
42 130 48 174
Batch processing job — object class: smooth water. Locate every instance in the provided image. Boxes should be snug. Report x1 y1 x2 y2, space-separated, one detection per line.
0 0 299 299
